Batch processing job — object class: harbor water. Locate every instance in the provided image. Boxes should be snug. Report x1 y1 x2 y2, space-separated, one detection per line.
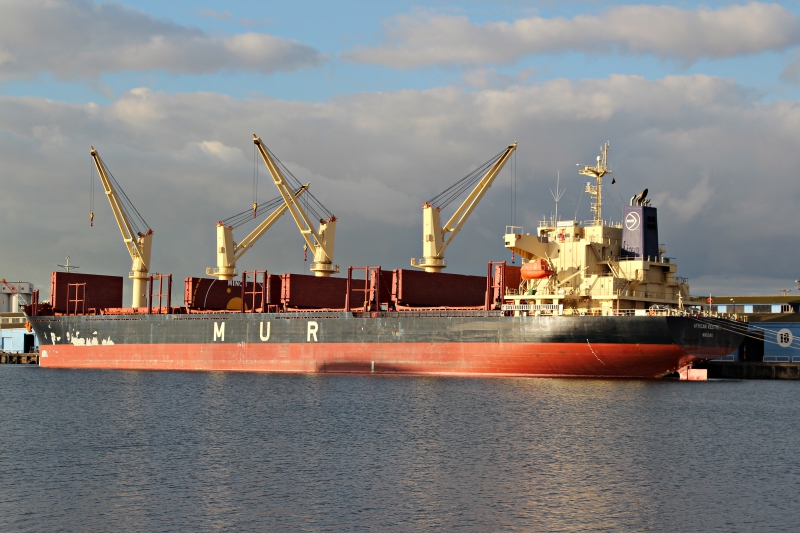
1 366 799 532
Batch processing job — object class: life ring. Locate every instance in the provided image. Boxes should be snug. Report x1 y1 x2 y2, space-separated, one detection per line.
569 290 574 295
649 309 655 316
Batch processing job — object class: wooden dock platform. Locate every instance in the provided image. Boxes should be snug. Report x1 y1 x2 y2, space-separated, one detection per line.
0 352 39 365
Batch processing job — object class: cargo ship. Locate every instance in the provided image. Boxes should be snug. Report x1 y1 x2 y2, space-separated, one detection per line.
25 139 743 378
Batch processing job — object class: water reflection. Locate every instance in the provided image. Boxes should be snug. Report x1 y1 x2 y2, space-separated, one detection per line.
1 367 798 532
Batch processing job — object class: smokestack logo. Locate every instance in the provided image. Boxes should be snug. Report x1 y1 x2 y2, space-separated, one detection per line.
625 211 641 231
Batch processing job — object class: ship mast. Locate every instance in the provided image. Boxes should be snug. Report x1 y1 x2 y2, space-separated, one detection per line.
578 142 611 226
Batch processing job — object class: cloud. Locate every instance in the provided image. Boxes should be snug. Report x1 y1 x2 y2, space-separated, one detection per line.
194 141 245 163
780 50 800 83
197 8 233 22
2 74 800 298
238 17 274 29
653 175 713 220
197 8 274 28
345 3 800 68
0 0 324 81
461 67 537 90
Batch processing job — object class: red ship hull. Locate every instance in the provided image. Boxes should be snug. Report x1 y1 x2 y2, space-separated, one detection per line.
39 341 719 378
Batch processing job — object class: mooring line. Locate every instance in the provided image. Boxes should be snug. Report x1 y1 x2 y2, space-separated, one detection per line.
587 339 605 365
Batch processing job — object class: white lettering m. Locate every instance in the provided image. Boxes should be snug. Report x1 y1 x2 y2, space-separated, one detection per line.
214 322 225 341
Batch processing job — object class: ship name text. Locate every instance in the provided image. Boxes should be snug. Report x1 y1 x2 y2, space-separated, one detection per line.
211 320 318 342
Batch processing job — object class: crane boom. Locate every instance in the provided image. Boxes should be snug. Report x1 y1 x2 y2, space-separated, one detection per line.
207 185 310 280
253 134 338 276
411 142 517 273
90 146 153 308
1 279 28 308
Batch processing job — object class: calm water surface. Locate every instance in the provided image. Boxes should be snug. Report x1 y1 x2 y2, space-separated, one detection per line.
1 366 798 532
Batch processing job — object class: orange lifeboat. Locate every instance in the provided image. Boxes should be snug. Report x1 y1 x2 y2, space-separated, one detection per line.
520 259 553 280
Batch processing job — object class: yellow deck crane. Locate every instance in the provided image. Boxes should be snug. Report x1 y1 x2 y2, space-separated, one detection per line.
206 185 310 281
253 134 339 276
90 146 153 308
411 142 517 273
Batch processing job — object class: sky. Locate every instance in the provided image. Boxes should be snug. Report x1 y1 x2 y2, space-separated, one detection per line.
2 0 800 303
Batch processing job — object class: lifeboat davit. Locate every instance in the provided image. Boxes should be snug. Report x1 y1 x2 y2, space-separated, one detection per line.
521 259 553 280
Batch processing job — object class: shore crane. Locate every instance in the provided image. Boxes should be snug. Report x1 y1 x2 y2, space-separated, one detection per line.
411 142 517 273
90 146 153 308
206 185 309 281
1 279 28 309
253 134 339 277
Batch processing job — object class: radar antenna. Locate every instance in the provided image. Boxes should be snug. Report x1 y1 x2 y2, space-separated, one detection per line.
57 253 79 273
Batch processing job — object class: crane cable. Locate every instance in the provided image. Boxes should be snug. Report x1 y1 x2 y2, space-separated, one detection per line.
265 146 334 223
253 143 259 218
510 149 517 227
220 186 307 230
94 154 150 235
428 148 506 210
89 158 95 226
510 150 517 264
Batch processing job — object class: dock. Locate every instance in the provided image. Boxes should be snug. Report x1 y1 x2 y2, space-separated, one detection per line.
0 351 38 365
695 361 800 380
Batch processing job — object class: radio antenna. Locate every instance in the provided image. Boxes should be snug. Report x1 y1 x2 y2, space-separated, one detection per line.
550 171 566 224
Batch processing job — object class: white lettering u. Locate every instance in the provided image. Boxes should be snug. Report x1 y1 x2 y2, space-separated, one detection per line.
259 321 271 341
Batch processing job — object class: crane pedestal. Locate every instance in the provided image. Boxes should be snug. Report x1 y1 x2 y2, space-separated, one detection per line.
206 267 237 281
409 257 447 273
309 218 339 276
310 262 340 277
130 271 149 309
129 233 153 308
